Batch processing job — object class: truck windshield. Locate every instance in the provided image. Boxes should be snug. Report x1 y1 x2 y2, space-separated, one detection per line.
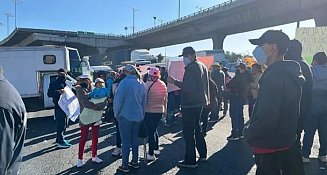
68 49 83 77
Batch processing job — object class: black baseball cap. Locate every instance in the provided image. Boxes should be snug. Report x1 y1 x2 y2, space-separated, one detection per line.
178 47 196 57
57 68 67 75
249 30 290 54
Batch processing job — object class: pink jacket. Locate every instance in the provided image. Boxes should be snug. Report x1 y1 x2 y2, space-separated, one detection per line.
145 80 168 113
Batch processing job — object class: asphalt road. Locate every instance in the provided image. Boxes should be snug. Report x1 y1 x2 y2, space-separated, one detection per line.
20 107 326 175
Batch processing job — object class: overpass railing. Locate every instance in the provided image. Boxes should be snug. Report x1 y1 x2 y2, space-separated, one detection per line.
126 0 254 38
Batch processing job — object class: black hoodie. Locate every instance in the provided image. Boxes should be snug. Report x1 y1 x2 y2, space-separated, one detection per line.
244 60 306 149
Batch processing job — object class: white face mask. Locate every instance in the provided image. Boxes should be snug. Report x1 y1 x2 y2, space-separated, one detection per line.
253 46 267 65
183 57 192 66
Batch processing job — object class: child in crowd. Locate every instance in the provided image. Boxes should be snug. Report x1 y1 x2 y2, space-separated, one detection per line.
88 78 110 126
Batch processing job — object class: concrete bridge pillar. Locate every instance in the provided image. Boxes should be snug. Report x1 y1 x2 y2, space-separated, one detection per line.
212 34 226 50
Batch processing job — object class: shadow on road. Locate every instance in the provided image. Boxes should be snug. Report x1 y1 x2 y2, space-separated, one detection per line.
173 140 255 175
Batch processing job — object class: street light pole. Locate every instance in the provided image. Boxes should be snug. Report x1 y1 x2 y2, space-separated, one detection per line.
124 27 128 36
13 0 22 28
131 7 139 34
4 13 14 36
178 0 181 18
153 17 157 27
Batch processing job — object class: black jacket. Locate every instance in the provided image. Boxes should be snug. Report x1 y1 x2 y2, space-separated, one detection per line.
47 77 66 108
0 76 27 175
226 70 253 99
298 59 313 127
244 60 306 149
175 60 209 108
211 69 225 90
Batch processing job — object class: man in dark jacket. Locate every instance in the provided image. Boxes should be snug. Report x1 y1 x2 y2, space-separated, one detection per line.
285 39 313 149
0 66 27 175
47 68 71 148
226 62 252 141
168 47 209 168
244 30 305 174
211 63 225 119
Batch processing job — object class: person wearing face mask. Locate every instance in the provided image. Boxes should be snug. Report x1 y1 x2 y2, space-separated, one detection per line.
243 30 305 175
47 68 71 148
75 74 108 168
167 47 209 168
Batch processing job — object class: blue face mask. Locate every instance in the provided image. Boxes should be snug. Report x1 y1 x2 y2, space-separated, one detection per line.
253 46 267 65
183 57 191 66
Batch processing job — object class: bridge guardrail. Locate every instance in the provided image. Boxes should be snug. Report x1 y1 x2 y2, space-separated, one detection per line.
127 0 255 37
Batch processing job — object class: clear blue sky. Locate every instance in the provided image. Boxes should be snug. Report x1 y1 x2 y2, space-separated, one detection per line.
0 0 316 56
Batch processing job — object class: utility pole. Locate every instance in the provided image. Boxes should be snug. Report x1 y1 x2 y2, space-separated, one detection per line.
0 22 3 33
153 16 157 27
131 7 139 34
4 13 14 36
178 0 181 18
13 0 22 28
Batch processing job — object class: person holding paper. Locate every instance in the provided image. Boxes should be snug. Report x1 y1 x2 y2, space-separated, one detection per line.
167 47 209 168
47 68 71 149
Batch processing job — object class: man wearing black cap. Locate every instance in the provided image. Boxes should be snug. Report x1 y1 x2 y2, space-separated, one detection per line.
168 47 209 168
47 68 71 148
243 30 305 174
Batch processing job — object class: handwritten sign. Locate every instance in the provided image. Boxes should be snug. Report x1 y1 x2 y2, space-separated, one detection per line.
295 27 327 64
167 61 185 92
58 86 80 122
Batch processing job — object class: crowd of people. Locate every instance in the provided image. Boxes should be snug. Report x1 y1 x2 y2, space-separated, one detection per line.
43 30 327 174
1 29 327 175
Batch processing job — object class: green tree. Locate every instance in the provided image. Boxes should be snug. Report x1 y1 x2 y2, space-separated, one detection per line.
225 51 243 63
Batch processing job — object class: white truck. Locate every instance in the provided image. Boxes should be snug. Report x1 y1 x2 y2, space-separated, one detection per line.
131 49 157 63
0 46 91 111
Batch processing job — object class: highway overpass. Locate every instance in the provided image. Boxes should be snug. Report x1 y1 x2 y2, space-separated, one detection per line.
1 0 327 65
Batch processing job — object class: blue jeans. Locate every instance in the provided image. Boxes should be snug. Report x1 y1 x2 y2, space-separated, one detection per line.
229 94 245 137
302 95 327 157
144 113 162 155
118 117 141 167
55 107 67 144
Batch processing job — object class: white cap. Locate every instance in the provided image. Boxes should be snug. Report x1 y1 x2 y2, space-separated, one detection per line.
94 78 105 84
79 74 91 79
